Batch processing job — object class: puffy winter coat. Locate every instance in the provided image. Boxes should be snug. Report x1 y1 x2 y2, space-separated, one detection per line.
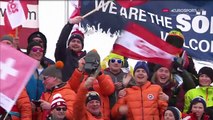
10 88 32 120
111 81 168 120
184 86 213 113
73 83 104 120
38 83 76 120
68 69 115 120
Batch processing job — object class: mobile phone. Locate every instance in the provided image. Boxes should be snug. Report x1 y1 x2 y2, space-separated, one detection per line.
32 100 41 107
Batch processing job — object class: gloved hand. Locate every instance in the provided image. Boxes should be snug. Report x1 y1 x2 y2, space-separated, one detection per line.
172 58 184 73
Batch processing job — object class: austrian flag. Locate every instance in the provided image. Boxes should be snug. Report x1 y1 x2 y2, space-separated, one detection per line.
112 23 182 67
5 0 28 29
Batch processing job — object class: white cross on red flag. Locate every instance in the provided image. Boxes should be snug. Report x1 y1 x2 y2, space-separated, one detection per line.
0 44 38 112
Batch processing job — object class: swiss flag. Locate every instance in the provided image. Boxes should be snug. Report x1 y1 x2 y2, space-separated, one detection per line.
112 22 182 67
4 0 28 30
116 0 148 8
0 44 38 112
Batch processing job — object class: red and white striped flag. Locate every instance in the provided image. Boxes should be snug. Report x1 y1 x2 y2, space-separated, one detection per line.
5 0 28 29
112 23 183 67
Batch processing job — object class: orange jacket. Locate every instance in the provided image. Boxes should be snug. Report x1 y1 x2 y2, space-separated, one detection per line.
68 69 115 120
111 81 168 120
73 83 104 120
10 88 32 120
38 83 76 120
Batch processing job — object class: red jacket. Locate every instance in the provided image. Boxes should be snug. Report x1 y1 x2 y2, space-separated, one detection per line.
68 69 115 120
111 81 168 120
182 113 210 120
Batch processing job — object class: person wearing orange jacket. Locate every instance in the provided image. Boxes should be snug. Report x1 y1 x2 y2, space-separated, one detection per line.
68 50 115 120
0 88 32 120
35 61 76 120
111 61 168 120
73 78 104 120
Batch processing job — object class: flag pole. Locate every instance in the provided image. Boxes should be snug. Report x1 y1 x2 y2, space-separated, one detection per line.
3 112 9 120
82 1 111 18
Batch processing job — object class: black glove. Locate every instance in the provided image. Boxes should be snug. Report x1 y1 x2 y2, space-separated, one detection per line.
172 58 184 73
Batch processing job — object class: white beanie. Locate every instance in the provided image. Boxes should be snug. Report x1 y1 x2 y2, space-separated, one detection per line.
51 93 66 110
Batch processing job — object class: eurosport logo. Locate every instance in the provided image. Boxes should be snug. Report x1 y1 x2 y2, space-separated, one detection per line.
162 8 207 15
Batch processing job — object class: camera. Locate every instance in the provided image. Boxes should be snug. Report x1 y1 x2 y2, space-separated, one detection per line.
84 49 100 75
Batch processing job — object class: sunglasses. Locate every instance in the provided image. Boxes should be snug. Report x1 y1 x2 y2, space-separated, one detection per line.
31 47 44 52
110 59 122 64
43 76 49 81
55 107 67 111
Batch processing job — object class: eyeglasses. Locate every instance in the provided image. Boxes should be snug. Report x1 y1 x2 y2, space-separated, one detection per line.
31 47 44 52
55 107 67 111
110 59 122 64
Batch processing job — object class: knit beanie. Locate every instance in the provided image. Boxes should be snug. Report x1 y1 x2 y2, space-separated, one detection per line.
68 29 84 49
166 28 184 48
41 61 64 80
108 52 124 62
166 106 181 120
26 41 43 55
0 35 14 43
189 97 206 113
134 61 149 75
198 67 213 82
27 31 47 51
86 91 101 104
51 93 66 110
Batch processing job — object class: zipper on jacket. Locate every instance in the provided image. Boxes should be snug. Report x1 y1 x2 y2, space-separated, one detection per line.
140 87 144 120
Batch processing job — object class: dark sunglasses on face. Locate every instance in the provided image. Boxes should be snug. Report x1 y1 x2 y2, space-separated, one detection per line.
31 47 44 52
110 59 122 64
55 107 67 111
43 76 49 81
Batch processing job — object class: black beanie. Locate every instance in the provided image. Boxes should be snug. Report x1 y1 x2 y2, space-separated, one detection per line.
188 97 206 113
86 91 101 104
27 31 47 53
198 67 213 82
166 28 184 48
26 41 43 55
166 106 181 120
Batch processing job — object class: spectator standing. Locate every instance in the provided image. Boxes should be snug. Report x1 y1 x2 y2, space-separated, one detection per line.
28 31 55 65
68 50 115 120
73 78 103 120
111 61 168 120
184 67 213 119
103 52 135 109
151 64 195 111
55 16 86 82
47 94 67 120
182 97 210 120
36 61 76 120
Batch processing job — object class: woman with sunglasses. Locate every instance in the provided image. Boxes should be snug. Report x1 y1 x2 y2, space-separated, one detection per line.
47 94 68 120
26 41 47 119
